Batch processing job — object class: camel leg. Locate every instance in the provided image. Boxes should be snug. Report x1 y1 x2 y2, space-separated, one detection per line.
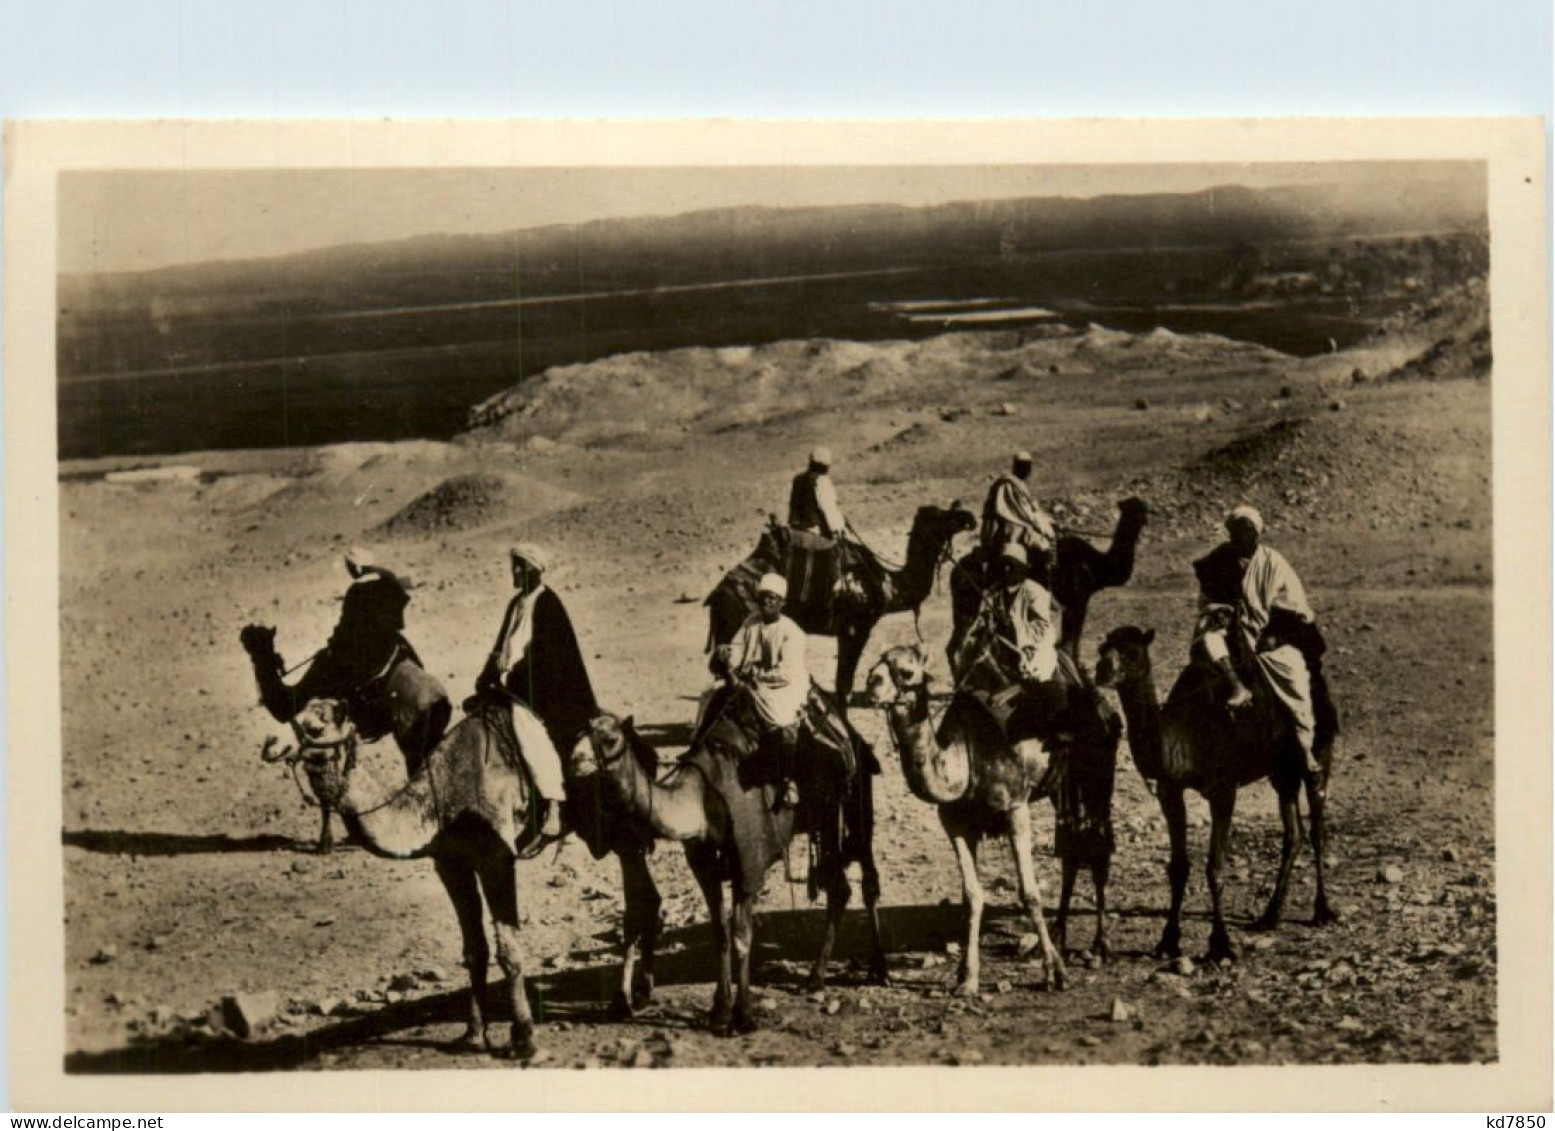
688 846 733 1034
1055 854 1079 954
808 865 850 992
834 622 867 712
474 852 538 1061
1252 785 1301 931
315 805 335 854
860 838 890 985
1308 774 1340 926
940 810 985 996
1204 790 1238 965
434 854 492 1051
731 886 760 1034
1091 855 1113 962
1009 804 1067 991
611 845 662 1018
1155 786 1190 960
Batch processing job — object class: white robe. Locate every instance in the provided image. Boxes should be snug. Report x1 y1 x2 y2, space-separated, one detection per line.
728 612 809 727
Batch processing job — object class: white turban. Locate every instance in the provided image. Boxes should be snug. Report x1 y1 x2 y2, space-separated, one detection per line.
809 447 833 468
1225 505 1265 534
1013 450 1032 464
344 546 375 577
509 543 549 573
1000 542 1028 565
757 573 788 598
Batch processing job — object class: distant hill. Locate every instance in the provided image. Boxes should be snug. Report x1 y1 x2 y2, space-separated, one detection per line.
61 180 1485 314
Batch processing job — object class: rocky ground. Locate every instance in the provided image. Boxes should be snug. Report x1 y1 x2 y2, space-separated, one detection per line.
58 293 1497 1073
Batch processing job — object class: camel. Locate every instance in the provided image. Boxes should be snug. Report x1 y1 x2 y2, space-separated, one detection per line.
567 684 884 1036
1092 626 1338 964
864 644 1121 993
241 623 450 852
262 696 663 1060
948 497 1150 665
706 503 978 709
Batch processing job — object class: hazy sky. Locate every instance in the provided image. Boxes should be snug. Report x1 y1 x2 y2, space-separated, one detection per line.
60 160 1483 275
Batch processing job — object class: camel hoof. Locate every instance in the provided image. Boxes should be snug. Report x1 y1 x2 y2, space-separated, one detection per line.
607 991 636 1021
503 1033 539 1062
731 1009 760 1035
448 1026 488 1053
952 979 981 998
631 983 655 1013
1312 901 1342 927
1204 939 1238 967
1248 913 1281 933
806 969 828 994
706 1007 734 1037
867 961 891 987
1153 937 1182 961
1093 941 1114 965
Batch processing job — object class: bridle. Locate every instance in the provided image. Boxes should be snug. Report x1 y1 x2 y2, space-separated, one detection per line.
259 706 432 820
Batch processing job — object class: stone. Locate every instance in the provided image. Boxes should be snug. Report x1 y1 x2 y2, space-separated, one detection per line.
1016 933 1042 960
1328 399 1346 412
1110 998 1133 1023
834 1041 858 1057
995 980 1013 994
291 859 313 875
1173 956 1195 977
219 991 278 1038
1378 865 1405 885
90 945 118 965
388 973 419 992
313 997 343 1017
825 998 842 1016
1134 399 1150 411
1440 846 1461 863
416 968 446 984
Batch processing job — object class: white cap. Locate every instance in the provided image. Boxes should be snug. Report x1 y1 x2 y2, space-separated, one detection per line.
756 573 788 598
1225 505 1265 534
509 543 549 572
809 447 833 468
1000 543 1028 565
344 546 375 576
1013 450 1032 464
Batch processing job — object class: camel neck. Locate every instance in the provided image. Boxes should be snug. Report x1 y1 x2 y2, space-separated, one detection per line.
1114 671 1165 777
884 518 943 613
605 746 708 841
337 770 441 859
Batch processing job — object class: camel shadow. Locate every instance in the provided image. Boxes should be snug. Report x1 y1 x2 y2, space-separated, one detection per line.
62 830 301 857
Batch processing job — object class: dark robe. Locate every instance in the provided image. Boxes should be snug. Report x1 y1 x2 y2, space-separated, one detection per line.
787 470 835 536
494 587 600 750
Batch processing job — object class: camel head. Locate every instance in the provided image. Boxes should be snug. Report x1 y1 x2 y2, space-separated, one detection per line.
574 713 634 777
1094 626 1155 690
239 623 278 660
865 644 932 707
262 698 358 809
924 501 978 543
1116 496 1150 526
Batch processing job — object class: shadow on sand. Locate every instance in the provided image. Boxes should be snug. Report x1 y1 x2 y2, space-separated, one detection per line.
64 899 991 1074
63 830 303 857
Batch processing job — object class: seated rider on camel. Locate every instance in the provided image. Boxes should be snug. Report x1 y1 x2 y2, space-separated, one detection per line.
954 542 1079 752
1192 505 1328 783
477 544 599 840
714 573 808 811
249 546 444 750
788 447 865 603
980 451 1058 584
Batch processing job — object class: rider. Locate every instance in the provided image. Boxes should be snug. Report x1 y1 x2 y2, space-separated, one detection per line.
788 447 847 538
477 544 599 839
955 543 1073 748
788 446 867 605
719 573 809 809
980 451 1057 581
250 546 437 742
1192 505 1326 781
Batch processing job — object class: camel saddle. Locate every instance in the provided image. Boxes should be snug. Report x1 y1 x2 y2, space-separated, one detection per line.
731 522 879 633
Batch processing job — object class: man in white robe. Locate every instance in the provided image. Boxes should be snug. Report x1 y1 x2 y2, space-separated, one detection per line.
980 451 1057 562
1193 506 1324 780
720 573 809 808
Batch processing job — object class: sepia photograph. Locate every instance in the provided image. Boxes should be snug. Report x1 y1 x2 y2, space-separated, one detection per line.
5 119 1548 1111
